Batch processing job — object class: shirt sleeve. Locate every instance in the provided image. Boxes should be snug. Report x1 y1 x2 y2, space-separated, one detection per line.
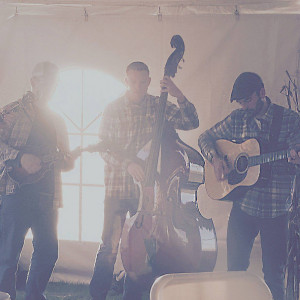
286 112 300 174
0 140 19 165
198 112 235 162
0 113 19 165
165 97 199 130
286 111 300 149
98 103 131 170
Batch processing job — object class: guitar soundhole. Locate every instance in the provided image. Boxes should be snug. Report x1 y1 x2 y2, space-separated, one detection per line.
235 154 248 174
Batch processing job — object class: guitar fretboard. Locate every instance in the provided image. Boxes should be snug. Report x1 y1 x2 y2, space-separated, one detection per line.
249 150 290 167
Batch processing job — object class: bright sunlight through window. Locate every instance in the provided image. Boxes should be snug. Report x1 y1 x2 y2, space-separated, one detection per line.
48 69 126 242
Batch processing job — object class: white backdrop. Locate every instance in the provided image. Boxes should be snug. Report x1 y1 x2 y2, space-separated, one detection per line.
1 2 300 283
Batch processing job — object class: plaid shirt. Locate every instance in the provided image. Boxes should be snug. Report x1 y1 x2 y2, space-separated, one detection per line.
99 93 199 200
0 92 71 208
198 98 300 218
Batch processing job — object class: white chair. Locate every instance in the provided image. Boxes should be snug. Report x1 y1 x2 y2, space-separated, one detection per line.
150 271 273 300
0 292 10 300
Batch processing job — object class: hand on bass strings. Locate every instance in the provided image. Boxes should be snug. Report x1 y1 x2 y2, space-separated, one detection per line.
127 162 145 182
289 144 300 165
20 153 42 174
160 76 185 102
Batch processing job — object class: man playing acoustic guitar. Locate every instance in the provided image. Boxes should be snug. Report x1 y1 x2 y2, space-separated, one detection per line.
0 61 75 300
198 72 300 300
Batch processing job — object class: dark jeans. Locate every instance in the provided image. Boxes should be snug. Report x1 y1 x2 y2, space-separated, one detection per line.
227 204 288 300
0 192 58 300
90 197 147 300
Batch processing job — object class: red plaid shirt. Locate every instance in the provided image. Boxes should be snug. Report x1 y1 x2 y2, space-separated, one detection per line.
0 92 71 208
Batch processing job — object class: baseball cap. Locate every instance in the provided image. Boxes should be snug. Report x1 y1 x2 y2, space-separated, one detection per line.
230 72 264 102
31 61 59 78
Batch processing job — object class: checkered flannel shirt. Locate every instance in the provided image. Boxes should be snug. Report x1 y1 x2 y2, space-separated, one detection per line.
198 99 300 218
0 92 71 208
99 93 199 200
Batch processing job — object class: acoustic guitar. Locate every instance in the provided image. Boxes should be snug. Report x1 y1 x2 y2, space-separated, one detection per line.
205 138 297 200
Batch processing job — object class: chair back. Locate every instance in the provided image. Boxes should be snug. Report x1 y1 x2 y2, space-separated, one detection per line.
150 271 273 300
0 292 10 300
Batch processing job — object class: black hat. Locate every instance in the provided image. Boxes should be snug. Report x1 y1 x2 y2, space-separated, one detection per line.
230 72 264 102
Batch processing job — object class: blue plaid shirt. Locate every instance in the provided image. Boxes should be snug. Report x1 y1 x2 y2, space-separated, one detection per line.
198 99 300 218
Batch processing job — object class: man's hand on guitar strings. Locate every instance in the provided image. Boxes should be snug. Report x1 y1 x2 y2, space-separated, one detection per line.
20 153 42 174
59 146 82 171
212 156 230 181
289 144 300 165
127 162 145 183
69 146 82 160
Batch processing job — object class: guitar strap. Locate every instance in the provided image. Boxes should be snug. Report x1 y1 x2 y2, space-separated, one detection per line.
269 104 284 147
256 104 284 186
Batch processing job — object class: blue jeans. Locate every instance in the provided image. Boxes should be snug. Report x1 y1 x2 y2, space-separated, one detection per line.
227 204 288 300
0 192 58 300
90 197 148 300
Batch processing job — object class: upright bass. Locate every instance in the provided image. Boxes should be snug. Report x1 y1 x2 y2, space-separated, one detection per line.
120 35 217 283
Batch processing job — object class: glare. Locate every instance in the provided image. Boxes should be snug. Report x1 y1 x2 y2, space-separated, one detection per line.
46 69 126 242
49 69 126 132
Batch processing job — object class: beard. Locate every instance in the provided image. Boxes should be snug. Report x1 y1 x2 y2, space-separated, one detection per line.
245 97 264 116
254 97 264 115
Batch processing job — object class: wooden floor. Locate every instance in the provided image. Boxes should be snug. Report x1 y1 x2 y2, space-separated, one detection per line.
20 237 264 284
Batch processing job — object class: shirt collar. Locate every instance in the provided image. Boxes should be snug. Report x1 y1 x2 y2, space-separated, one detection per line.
124 93 149 108
255 96 272 121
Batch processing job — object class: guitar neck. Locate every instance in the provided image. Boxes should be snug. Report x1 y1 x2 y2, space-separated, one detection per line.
249 150 290 167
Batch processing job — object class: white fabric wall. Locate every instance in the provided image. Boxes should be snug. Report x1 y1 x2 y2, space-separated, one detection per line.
1 6 299 282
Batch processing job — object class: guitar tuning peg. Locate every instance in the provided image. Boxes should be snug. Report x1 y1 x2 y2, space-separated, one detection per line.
177 58 185 70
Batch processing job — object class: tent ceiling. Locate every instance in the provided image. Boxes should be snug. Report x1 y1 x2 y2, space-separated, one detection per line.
1 0 300 14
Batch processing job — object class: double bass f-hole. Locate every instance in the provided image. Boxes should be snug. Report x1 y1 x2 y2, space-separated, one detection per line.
135 215 144 228
134 191 153 228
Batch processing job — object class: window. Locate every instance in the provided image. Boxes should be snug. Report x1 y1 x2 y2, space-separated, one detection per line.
49 69 126 242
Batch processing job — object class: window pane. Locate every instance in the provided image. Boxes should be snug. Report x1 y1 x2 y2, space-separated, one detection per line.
82 70 126 131
61 134 81 184
84 116 101 134
58 186 80 241
82 135 105 185
82 187 105 242
51 70 83 132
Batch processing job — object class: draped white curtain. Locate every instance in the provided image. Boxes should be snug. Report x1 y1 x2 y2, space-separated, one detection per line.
1 5 299 282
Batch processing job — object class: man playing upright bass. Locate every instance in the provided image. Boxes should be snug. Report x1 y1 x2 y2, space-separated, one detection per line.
89 61 199 300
